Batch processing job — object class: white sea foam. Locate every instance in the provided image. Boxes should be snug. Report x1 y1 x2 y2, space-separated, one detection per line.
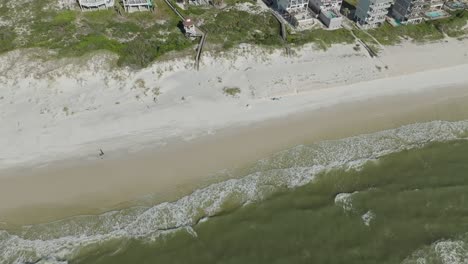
435 240 468 264
403 239 468 264
334 192 358 212
1 120 468 264
361 210 375 226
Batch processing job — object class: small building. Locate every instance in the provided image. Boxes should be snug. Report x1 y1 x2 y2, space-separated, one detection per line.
391 0 425 24
77 0 115 10
309 0 343 13
183 18 199 38
355 0 393 28
122 0 154 12
319 9 343 28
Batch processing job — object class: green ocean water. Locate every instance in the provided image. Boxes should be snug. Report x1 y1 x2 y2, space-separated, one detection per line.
72 140 468 264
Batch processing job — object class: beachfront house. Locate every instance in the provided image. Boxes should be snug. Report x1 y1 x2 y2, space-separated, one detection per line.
319 9 343 28
122 0 154 12
274 0 310 13
273 0 315 26
444 0 466 11
355 0 393 28
309 0 343 12
391 0 425 24
309 0 344 28
78 0 115 10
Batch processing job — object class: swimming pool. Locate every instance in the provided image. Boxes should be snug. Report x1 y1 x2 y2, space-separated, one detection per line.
425 10 449 19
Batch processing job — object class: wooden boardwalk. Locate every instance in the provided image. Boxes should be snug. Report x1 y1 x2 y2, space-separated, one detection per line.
269 10 292 56
195 32 207 70
163 0 207 70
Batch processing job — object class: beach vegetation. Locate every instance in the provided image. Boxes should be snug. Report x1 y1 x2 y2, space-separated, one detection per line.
433 10 468 38
223 87 241 97
364 11 467 45
0 0 193 68
186 8 283 49
0 0 466 68
0 27 16 53
287 28 355 49
63 106 70 115
152 87 161 97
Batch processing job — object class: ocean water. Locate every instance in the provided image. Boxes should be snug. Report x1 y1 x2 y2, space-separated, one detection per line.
2 120 468 264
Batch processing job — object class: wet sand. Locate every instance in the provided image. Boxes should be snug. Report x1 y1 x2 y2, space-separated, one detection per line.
1 84 468 228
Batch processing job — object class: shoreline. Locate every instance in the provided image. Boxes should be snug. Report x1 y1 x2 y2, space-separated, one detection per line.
1 39 468 226
2 84 468 227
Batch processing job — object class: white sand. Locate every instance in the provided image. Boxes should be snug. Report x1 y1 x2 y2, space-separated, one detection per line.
0 38 468 171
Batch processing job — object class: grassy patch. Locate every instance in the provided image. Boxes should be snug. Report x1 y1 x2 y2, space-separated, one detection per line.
365 11 467 45
433 10 468 38
0 27 16 53
0 0 194 68
0 0 466 69
288 28 355 49
190 8 283 49
223 86 241 96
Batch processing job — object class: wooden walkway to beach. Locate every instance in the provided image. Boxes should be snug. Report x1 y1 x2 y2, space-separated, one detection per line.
269 10 292 56
343 19 379 58
162 0 207 70
195 32 207 70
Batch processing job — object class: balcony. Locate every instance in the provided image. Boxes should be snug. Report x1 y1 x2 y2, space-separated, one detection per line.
369 2 392 9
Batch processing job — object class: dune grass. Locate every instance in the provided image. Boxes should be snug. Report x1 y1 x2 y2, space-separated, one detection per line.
184 7 283 49
0 0 193 68
288 28 355 49
364 10 467 45
0 0 466 68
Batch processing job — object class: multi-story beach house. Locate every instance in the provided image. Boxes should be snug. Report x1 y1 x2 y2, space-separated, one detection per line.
426 0 445 9
309 0 344 28
77 0 115 10
309 0 343 13
355 0 393 28
122 0 154 12
391 0 425 24
274 0 310 13
273 0 314 26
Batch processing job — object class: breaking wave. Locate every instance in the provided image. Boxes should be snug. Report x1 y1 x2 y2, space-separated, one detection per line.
1 120 468 264
402 236 468 264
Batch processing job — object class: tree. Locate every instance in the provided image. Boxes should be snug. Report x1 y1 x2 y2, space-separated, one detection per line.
343 8 350 18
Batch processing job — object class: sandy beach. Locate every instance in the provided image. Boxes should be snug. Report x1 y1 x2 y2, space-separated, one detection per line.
1 38 468 227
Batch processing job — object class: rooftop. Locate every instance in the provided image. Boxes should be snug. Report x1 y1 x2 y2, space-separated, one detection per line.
123 0 152 5
79 0 113 6
324 9 341 19
183 18 195 27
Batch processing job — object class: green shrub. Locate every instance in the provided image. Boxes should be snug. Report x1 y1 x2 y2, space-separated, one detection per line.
223 87 241 97
0 27 16 53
